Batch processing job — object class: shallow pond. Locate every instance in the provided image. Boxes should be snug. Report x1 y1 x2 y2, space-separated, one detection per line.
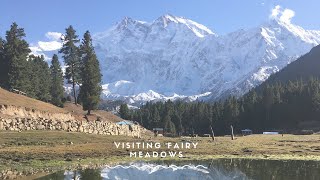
36 158 320 180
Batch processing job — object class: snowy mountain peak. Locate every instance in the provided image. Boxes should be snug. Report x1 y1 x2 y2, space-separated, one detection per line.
93 15 320 105
260 19 320 46
153 14 215 37
115 16 147 29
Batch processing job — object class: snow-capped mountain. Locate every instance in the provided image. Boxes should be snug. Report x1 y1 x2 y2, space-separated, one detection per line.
93 14 320 105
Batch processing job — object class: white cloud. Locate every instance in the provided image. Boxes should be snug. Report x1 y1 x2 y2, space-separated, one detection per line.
45 32 62 41
29 31 63 61
38 41 62 51
270 5 281 19
29 46 42 54
29 46 50 61
269 5 295 24
280 9 295 23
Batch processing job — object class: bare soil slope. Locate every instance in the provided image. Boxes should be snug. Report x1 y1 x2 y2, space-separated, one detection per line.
63 102 122 122
0 88 122 122
0 88 66 113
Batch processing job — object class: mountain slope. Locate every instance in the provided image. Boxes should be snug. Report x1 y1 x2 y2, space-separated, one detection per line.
258 45 320 86
93 15 320 105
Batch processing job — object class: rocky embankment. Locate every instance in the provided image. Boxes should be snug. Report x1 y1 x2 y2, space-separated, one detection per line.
0 104 143 137
0 104 74 120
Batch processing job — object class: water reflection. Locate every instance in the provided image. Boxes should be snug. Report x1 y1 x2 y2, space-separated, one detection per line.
36 159 320 180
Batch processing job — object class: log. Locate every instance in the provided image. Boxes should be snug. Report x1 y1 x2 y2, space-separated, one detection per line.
231 125 235 140
210 125 215 141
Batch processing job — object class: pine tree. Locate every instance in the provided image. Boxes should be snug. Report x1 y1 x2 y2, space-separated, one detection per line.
119 104 130 119
79 31 102 114
0 37 6 87
50 54 64 107
164 114 176 135
27 55 51 101
37 56 51 101
152 107 161 127
3 22 31 91
59 25 81 104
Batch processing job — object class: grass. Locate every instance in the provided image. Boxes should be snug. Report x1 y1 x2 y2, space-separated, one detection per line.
0 87 319 176
0 130 320 175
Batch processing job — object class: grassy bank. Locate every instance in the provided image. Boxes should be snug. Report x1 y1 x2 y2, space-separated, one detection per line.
0 131 320 176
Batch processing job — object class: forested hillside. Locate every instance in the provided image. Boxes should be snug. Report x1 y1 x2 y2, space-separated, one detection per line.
120 46 320 135
258 45 320 87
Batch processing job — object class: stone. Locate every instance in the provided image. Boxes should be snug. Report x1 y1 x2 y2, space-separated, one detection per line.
18 123 25 130
61 122 67 131
36 125 45 130
78 126 84 132
0 121 3 130
5 119 12 124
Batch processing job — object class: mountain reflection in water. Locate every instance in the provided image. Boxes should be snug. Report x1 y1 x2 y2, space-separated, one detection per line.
36 158 320 180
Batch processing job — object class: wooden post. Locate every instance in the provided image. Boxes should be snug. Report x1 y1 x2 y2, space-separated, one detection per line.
210 125 215 141
231 125 235 140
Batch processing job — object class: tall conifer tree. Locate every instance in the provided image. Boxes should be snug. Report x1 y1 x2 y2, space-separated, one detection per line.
3 22 30 91
79 31 102 114
119 104 130 119
59 25 81 104
0 37 6 87
27 55 51 101
50 54 64 107
38 56 51 101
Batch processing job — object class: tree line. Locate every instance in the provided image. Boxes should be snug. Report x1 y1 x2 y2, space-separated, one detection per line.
119 77 320 135
0 23 101 114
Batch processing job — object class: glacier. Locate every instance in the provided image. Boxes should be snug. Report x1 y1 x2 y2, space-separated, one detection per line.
93 14 320 105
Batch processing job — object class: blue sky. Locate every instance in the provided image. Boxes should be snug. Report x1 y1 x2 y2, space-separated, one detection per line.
0 0 319 59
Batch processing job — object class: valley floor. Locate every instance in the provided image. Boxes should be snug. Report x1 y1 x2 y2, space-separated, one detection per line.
0 131 320 178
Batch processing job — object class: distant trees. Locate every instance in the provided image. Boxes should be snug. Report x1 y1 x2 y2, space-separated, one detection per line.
59 25 81 105
119 104 130 120
164 113 176 135
50 54 64 107
78 31 102 115
120 77 320 135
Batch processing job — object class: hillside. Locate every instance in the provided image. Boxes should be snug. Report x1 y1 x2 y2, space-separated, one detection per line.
0 87 66 113
0 88 122 122
63 102 123 122
258 45 320 87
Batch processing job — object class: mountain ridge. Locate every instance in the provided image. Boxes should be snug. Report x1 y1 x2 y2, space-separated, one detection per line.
256 44 320 88
92 14 320 105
